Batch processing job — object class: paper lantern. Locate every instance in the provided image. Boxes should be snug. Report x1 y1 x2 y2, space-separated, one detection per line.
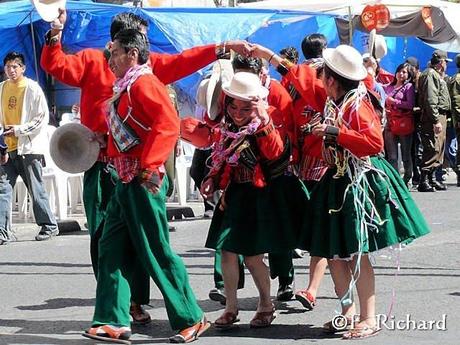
361 4 390 32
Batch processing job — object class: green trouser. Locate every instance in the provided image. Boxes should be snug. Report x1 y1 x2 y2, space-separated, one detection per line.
92 177 203 330
213 250 293 288
213 249 245 290
268 252 294 286
83 162 149 305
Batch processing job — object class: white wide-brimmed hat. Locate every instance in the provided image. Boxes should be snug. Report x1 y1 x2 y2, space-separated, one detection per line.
222 72 269 101
323 45 368 81
30 0 66 22
49 123 100 174
368 29 387 60
206 59 234 120
195 78 210 110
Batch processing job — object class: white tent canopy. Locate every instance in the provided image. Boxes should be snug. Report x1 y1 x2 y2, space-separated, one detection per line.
239 0 460 52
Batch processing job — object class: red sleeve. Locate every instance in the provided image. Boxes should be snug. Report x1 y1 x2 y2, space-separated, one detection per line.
362 73 375 91
180 117 214 148
40 42 88 87
337 101 384 157
268 80 295 142
130 78 180 172
280 76 290 92
286 64 327 113
377 68 394 85
150 44 217 84
256 122 285 161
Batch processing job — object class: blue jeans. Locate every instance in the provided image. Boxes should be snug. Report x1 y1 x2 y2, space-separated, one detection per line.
384 129 413 183
0 167 13 243
3 151 57 233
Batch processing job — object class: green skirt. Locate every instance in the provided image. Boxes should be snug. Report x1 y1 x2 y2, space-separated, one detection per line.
205 174 309 256
299 156 430 259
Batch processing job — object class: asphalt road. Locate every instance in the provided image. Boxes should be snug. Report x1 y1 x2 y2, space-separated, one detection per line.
1 176 459 345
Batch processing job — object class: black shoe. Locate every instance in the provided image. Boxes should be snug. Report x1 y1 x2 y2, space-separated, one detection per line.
417 181 435 192
431 180 447 191
168 225 177 232
35 229 59 241
209 288 226 305
276 284 294 301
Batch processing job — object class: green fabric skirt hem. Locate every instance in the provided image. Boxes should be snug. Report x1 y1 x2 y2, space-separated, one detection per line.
205 174 309 256
299 156 430 259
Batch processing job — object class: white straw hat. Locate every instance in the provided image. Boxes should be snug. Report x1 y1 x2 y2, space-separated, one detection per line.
195 78 210 110
49 123 100 174
323 45 368 81
206 59 234 120
222 72 269 101
30 0 66 22
368 29 388 60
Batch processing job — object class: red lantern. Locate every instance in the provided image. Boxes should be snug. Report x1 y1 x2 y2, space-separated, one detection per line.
361 4 390 31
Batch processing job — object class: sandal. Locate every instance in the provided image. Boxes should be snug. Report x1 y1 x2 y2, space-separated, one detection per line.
294 289 316 310
129 304 151 325
322 316 354 333
169 315 211 343
82 325 132 344
215 311 240 329
342 326 381 340
249 307 276 328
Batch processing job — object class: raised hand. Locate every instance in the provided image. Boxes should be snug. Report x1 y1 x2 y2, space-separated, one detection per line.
50 8 67 37
200 177 215 200
250 97 269 126
226 40 255 57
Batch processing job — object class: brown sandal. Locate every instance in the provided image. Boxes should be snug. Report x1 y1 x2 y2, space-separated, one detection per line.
215 311 240 329
129 304 151 325
249 307 276 328
342 326 381 339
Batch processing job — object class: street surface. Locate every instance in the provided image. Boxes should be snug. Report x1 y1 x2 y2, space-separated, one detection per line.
1 175 459 345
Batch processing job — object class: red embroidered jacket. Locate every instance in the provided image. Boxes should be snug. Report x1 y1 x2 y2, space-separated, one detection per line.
108 75 179 176
286 64 384 159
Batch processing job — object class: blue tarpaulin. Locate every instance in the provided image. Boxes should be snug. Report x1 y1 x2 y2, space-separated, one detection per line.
0 0 453 107
0 1 338 104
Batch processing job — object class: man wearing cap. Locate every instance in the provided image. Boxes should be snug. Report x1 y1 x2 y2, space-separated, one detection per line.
405 56 423 186
0 52 58 241
41 9 252 323
449 53 460 187
417 50 452 192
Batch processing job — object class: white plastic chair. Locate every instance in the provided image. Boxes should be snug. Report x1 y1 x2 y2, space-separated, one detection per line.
175 140 195 205
12 176 29 219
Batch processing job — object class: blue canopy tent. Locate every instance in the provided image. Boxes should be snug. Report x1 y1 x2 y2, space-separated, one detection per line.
0 1 340 109
352 31 458 76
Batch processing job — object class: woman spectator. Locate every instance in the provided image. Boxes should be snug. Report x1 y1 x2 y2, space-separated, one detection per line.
384 62 416 186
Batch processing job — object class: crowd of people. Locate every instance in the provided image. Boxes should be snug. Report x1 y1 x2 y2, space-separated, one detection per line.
0 7 451 344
